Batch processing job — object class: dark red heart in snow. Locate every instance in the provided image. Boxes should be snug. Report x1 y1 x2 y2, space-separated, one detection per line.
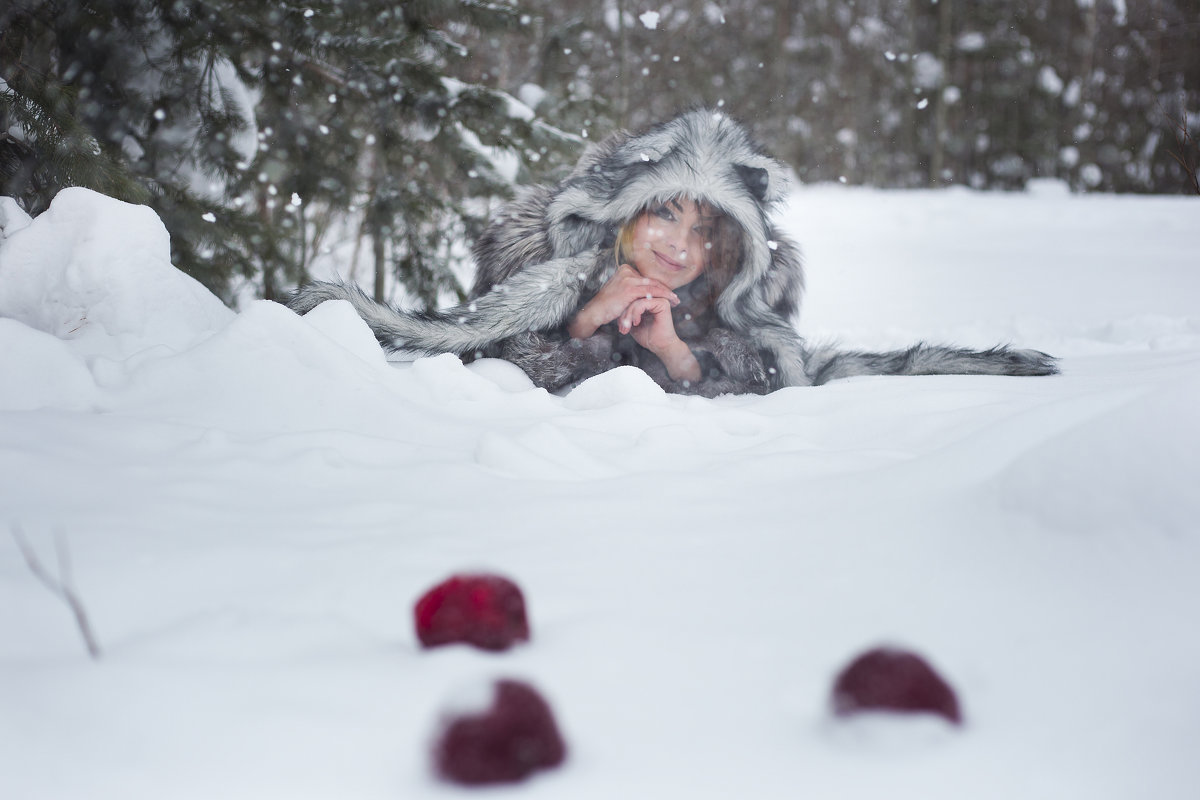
414 573 530 651
434 679 567 785
832 646 963 725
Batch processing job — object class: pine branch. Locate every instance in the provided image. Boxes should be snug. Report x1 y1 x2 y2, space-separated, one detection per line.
11 525 103 660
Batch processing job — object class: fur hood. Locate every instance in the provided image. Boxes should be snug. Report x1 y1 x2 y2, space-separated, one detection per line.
540 109 797 304
468 110 808 388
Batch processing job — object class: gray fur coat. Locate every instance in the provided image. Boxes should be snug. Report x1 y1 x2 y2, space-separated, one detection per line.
289 110 1056 395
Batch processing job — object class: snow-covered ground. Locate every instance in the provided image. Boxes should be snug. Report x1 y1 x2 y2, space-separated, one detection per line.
1 184 1197 799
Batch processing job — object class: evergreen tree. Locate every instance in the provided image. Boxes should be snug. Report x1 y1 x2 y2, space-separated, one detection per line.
227 0 581 304
1 0 580 305
460 0 1198 194
2 1 268 300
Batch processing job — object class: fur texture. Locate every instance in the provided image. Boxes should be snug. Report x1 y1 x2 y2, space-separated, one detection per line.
288 110 1057 393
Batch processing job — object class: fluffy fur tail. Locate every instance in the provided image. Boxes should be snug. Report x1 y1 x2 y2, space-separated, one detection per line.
287 255 593 355
287 280 427 347
804 343 1058 385
288 282 1058 386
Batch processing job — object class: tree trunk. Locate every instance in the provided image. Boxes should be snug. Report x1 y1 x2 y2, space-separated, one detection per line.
616 0 628 127
930 0 953 185
373 218 386 303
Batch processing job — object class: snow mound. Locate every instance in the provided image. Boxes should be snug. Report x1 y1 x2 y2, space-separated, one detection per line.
0 319 97 411
0 187 233 360
2 185 1199 800
110 299 416 434
465 357 538 393
0 196 33 239
563 365 670 410
297 299 391 369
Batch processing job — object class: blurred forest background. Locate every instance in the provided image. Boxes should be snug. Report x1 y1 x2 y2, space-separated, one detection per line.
2 0 1197 306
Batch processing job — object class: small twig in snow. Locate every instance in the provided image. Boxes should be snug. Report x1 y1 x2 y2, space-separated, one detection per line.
11 525 103 660
1159 98 1200 195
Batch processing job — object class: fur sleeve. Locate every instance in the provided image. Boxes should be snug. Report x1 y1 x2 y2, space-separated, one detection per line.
637 327 770 398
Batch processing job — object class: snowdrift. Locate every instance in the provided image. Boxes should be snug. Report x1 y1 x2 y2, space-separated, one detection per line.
1 186 1198 799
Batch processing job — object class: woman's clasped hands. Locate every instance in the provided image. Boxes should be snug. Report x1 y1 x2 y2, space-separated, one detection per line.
568 263 701 383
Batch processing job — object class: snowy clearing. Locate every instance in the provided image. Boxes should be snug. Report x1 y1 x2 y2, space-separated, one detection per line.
1 185 1198 799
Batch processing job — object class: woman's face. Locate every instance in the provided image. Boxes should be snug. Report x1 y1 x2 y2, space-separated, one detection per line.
626 197 719 290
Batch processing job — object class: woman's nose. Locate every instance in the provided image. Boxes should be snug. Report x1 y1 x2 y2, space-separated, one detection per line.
668 224 689 252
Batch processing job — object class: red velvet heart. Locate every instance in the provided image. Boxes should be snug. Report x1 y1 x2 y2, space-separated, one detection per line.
414 573 530 651
434 679 567 785
832 646 962 725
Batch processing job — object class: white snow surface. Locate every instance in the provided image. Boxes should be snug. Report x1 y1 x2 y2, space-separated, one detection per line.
2 185 1198 799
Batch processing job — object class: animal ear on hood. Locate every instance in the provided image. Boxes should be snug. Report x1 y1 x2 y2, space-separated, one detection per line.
735 164 771 203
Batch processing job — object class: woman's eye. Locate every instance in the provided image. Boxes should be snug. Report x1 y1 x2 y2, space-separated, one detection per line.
653 207 675 221
694 226 714 239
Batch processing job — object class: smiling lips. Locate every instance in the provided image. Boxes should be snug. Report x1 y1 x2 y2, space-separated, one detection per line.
654 251 688 271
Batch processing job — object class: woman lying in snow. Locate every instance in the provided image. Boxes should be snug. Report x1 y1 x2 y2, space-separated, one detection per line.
288 110 1057 396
